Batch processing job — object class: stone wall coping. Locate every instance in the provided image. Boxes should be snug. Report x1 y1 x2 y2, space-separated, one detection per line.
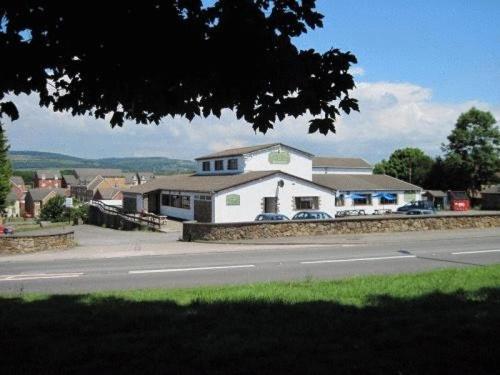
185 212 500 228
0 230 74 239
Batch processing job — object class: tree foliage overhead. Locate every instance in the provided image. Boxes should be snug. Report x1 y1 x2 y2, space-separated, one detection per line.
373 147 434 187
0 124 12 212
442 107 500 191
0 0 359 135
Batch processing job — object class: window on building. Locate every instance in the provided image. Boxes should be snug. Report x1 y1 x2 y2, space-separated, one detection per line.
162 194 191 209
404 191 416 202
195 195 211 201
161 194 171 206
352 194 371 205
295 196 319 210
202 161 210 171
172 195 181 208
335 194 345 207
227 158 238 170
182 196 191 209
380 194 398 204
214 160 224 171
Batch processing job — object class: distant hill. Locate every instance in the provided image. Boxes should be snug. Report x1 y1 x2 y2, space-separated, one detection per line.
9 150 197 174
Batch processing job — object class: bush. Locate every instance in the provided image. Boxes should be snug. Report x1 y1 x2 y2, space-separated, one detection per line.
40 195 66 222
69 204 88 223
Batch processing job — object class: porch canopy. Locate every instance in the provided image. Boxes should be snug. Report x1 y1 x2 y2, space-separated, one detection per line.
372 192 397 201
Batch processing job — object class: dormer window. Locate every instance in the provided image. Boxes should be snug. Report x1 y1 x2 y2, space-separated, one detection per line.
214 160 224 171
227 159 238 170
202 161 211 171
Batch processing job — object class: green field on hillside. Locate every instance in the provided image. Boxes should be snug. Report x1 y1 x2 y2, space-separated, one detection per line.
1 265 499 374
9 150 196 173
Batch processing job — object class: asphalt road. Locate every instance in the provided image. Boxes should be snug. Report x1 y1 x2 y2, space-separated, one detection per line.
0 229 499 294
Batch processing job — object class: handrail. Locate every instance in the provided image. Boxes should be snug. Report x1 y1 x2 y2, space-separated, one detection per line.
89 200 168 229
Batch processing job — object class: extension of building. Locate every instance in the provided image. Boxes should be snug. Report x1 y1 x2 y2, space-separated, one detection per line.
122 143 422 223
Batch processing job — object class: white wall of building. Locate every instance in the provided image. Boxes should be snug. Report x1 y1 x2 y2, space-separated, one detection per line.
196 145 313 180
213 174 335 223
136 194 144 212
312 167 373 175
243 146 312 181
5 201 20 218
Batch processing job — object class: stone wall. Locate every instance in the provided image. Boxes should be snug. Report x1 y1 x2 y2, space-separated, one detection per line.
183 213 500 241
0 231 75 254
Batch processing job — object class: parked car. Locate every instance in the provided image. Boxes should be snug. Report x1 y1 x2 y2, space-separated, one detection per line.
0 225 14 235
397 201 435 213
255 213 290 221
292 211 333 220
406 208 435 215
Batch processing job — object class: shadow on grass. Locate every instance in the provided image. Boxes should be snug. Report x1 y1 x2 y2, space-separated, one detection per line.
1 288 499 374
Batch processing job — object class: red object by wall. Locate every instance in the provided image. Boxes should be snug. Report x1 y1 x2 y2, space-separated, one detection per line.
448 191 470 211
450 199 470 211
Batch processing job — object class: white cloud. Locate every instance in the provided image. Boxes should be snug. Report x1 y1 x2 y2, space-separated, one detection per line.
3 82 499 163
350 66 365 77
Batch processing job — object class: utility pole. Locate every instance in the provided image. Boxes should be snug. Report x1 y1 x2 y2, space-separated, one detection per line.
408 159 412 184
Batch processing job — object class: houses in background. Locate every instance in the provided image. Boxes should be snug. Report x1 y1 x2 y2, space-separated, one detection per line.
69 169 154 202
34 170 62 188
124 172 155 186
4 176 28 218
4 169 155 218
24 188 69 218
93 187 123 206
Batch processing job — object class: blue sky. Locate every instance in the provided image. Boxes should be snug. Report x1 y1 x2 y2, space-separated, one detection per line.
296 0 500 104
4 0 500 162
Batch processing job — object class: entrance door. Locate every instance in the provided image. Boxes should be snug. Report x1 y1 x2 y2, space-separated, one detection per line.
194 200 212 222
264 197 278 213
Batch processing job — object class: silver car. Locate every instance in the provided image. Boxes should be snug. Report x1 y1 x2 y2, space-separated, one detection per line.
292 211 333 220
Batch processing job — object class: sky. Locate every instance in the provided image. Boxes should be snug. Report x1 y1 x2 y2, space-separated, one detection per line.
3 0 500 163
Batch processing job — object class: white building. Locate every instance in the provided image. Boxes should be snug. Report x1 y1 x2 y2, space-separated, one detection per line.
123 143 422 222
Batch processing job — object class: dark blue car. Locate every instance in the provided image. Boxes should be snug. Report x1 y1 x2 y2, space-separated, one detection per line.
255 213 290 221
397 201 435 213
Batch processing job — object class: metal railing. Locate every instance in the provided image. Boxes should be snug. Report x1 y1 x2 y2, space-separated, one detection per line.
89 200 168 230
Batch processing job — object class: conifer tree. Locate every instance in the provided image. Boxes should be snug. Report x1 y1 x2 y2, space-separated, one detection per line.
0 123 13 212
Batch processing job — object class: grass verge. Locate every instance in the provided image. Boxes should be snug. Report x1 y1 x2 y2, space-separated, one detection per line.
8 221 71 233
1 265 499 374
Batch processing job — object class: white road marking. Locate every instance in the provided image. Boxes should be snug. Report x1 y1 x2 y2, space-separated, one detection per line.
451 249 500 255
129 264 256 274
301 255 416 265
0 273 83 282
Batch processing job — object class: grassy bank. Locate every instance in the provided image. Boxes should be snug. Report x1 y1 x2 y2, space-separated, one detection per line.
3 218 71 233
1 265 499 374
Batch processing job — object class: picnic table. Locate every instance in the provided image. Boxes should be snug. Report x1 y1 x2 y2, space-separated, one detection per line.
373 209 393 215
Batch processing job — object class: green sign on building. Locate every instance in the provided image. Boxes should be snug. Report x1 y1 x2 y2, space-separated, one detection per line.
226 194 240 206
268 150 290 164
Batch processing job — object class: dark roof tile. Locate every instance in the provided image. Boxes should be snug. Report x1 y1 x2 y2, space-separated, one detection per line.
312 157 372 169
123 171 333 195
312 174 421 191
